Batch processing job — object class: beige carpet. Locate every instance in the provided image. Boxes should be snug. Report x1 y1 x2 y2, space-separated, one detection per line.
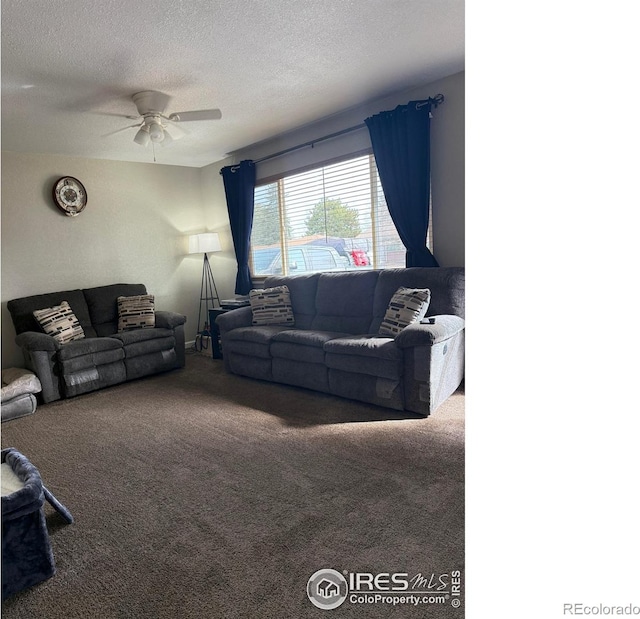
1 353 464 618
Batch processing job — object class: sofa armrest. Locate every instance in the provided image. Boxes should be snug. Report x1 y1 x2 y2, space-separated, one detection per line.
394 315 465 348
13 334 61 403
155 311 187 330
215 307 253 333
15 331 60 352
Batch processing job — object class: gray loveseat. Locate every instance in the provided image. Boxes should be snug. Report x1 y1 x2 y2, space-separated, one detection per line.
7 284 186 403
216 267 464 416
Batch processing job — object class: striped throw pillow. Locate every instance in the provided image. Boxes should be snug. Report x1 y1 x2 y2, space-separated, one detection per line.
33 301 85 344
378 287 431 337
117 294 155 332
249 286 295 326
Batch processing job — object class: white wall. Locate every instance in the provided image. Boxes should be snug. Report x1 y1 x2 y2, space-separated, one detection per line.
0 152 226 368
227 71 465 267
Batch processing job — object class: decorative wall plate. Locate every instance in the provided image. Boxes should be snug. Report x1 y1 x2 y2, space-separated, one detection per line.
52 177 87 216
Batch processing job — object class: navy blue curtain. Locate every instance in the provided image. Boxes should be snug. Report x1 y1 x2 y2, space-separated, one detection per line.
365 101 439 267
220 160 256 294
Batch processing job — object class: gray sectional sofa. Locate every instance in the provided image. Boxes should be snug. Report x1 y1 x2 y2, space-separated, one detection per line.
7 284 186 403
216 267 465 416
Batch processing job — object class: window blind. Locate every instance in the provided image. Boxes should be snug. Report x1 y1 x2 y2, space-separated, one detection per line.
251 154 432 277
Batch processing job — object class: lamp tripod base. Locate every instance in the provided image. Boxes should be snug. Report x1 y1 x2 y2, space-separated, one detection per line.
195 253 220 352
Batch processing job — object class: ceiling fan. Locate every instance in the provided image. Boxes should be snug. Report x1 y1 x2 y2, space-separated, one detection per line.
103 90 222 147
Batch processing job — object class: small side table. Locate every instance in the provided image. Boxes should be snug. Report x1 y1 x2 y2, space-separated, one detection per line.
209 303 250 359
208 308 230 359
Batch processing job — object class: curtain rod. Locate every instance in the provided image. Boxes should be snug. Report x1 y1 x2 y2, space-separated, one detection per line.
250 94 444 166
253 123 365 164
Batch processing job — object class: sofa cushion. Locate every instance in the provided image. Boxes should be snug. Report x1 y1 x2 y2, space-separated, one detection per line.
311 271 379 334
112 328 175 359
324 335 403 380
117 294 156 332
32 301 85 344
263 273 320 329
249 286 295 326
57 336 126 390
111 328 175 345
83 283 147 336
378 287 431 337
272 329 345 348
324 335 401 360
8 289 96 338
57 336 123 361
225 325 292 359
270 329 345 364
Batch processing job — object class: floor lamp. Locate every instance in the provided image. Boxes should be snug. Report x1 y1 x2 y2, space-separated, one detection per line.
189 232 222 350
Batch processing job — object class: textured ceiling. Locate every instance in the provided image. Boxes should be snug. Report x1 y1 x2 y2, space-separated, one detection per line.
1 0 464 168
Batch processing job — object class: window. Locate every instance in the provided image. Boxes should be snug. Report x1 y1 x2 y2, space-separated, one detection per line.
250 154 433 277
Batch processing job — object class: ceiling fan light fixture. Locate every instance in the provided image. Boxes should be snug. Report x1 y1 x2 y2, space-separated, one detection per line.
148 122 165 143
160 129 174 146
133 125 150 146
105 92 222 150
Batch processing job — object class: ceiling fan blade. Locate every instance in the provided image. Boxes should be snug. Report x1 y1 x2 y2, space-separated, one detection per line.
101 123 142 138
168 109 222 122
132 90 171 115
92 111 140 120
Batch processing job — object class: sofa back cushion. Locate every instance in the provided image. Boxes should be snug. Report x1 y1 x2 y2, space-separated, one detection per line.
369 267 465 333
311 271 380 334
263 274 320 329
83 283 147 336
7 289 97 338
261 268 464 336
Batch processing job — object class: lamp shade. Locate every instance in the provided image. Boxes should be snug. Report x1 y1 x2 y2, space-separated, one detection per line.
188 232 221 254
149 122 165 143
134 126 150 146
